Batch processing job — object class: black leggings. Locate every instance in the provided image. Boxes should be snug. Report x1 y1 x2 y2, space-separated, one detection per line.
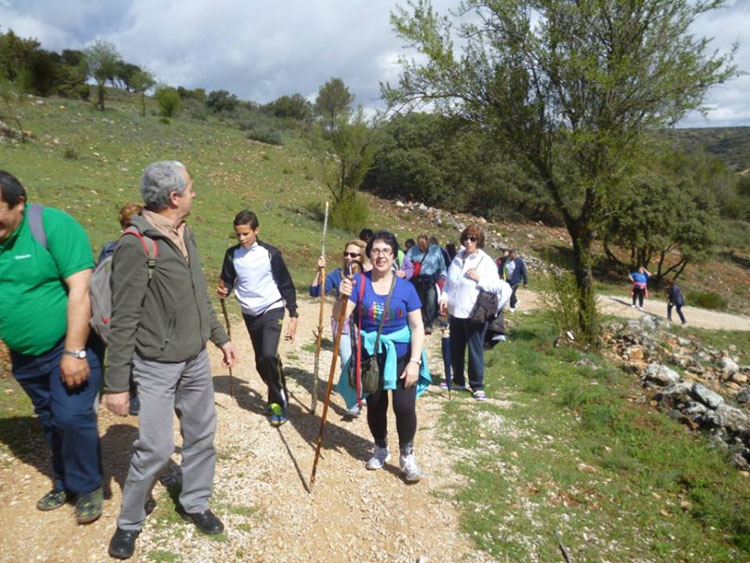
632 286 646 307
366 354 417 447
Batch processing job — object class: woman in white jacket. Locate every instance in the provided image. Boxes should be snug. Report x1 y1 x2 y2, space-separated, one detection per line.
439 225 502 401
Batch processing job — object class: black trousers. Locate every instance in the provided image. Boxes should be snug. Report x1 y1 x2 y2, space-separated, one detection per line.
449 316 488 391
366 353 417 447
243 306 287 409
632 286 646 307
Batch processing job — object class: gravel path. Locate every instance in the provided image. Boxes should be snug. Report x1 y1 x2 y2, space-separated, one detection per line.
0 297 494 562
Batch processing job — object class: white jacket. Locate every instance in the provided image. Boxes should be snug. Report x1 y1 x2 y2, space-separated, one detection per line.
442 249 502 319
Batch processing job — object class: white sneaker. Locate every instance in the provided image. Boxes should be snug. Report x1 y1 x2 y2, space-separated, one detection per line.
399 453 422 482
638 306 644 311
346 404 361 417
630 304 636 308
492 334 506 342
366 446 391 470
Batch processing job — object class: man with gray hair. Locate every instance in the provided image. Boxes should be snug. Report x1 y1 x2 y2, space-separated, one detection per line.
104 161 236 560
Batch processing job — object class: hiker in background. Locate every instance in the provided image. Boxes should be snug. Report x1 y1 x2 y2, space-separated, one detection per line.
439 224 502 401
334 231 430 482
504 249 528 312
445 242 458 262
218 210 298 427
628 265 651 311
496 249 510 280
359 228 374 245
310 239 367 416
105 161 235 559
97 203 143 263
0 170 105 524
666 279 687 325
429 236 451 271
97 202 143 416
404 238 416 252
406 234 447 335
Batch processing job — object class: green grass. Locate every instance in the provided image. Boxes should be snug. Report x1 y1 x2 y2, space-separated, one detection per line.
446 312 750 561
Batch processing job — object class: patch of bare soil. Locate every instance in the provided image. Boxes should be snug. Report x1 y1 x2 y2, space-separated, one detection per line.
0 297 495 562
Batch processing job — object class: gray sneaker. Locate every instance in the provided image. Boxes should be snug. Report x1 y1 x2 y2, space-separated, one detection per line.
399 453 422 482
366 446 391 470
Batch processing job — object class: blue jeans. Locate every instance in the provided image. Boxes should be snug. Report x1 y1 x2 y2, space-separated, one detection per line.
10 338 103 494
449 316 488 391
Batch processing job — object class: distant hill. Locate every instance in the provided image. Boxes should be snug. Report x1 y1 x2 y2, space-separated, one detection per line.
669 127 750 173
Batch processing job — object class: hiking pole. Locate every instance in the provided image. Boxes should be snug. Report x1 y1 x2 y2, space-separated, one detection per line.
218 280 234 398
310 262 354 490
311 201 329 414
440 311 452 400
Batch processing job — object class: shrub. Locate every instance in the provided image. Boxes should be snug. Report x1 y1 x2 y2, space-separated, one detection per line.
62 146 79 159
155 86 181 117
159 116 170 125
329 190 368 232
689 290 727 310
246 129 283 146
541 270 600 348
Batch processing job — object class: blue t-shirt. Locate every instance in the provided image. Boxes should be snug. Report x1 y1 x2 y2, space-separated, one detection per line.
631 272 648 284
348 272 422 357
309 268 343 297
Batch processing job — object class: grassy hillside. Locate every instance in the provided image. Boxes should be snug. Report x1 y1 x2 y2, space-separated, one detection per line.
669 127 750 173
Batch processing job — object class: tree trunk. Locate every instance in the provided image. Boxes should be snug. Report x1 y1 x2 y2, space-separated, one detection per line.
569 221 598 346
97 84 105 110
140 92 146 117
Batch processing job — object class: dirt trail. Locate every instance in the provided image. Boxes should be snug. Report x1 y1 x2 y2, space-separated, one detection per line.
0 298 493 563
515 288 750 331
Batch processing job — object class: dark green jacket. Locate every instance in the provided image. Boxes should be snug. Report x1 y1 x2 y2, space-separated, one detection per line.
104 214 229 392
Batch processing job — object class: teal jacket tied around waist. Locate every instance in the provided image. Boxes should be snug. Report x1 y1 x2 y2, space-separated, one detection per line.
335 325 431 408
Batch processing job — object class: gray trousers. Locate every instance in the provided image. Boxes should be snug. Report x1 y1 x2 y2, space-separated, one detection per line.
117 347 217 531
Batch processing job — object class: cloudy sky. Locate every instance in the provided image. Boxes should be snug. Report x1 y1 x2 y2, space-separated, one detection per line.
1 0 748 127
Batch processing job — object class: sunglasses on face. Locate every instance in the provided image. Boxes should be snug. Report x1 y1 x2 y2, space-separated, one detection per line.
463 236 478 243
343 251 360 258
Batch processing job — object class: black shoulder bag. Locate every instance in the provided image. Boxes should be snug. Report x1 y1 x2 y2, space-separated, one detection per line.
468 254 499 324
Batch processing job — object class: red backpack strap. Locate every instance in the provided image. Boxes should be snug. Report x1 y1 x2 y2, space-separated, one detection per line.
121 226 159 280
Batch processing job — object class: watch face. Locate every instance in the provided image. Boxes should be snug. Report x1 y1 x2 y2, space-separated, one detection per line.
77 350 87 359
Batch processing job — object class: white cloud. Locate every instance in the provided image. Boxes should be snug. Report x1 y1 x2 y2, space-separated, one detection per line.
0 0 747 125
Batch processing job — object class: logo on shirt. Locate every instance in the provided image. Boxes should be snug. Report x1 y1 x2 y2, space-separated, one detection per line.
14 254 31 260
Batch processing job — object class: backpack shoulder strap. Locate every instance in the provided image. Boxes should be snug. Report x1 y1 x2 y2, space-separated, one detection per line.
121 226 159 280
27 203 48 250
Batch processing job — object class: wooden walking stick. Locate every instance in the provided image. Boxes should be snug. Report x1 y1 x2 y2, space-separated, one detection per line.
311 201 329 413
310 262 355 489
218 280 234 398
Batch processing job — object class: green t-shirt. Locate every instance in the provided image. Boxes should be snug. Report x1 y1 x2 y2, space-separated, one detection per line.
0 205 94 355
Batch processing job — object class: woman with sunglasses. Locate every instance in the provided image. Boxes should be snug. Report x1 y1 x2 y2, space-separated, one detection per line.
439 225 502 401
310 239 367 415
334 231 430 482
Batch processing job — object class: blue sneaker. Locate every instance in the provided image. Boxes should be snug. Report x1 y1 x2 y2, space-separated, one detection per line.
269 403 288 427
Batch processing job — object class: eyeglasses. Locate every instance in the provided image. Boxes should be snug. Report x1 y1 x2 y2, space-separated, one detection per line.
463 236 478 243
371 248 393 256
343 252 360 258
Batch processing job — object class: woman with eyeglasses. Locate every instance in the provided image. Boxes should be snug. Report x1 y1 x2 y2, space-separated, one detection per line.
309 239 368 416
439 225 502 401
334 231 431 482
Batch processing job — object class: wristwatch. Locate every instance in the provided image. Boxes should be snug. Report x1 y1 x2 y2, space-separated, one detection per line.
63 349 87 359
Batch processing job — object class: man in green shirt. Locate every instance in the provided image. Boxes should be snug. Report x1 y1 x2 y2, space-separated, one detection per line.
0 170 103 524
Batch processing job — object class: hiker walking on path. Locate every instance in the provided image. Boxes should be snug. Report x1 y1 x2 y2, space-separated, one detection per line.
628 265 651 311
439 225 502 401
104 161 236 559
218 210 298 427
504 249 528 312
666 279 687 325
310 239 367 416
0 170 105 524
334 231 431 482
406 234 447 335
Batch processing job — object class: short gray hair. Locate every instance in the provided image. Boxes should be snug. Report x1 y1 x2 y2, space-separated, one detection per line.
140 161 187 210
